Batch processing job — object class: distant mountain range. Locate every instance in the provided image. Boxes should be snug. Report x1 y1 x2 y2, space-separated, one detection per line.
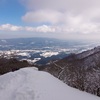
0 37 100 65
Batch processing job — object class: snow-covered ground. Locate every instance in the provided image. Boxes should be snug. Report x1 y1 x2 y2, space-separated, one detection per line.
0 67 99 100
17 52 31 57
40 51 59 58
21 58 41 64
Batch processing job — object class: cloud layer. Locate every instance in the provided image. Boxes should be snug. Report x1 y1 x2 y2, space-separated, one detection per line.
1 0 100 40
0 24 56 33
21 0 100 35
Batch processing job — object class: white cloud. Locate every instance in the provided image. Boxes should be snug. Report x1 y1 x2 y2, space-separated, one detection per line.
0 24 23 31
21 0 100 36
24 25 56 33
1 23 100 36
36 25 56 33
22 10 63 24
21 0 100 12
0 24 56 33
2 0 100 40
1 23 100 40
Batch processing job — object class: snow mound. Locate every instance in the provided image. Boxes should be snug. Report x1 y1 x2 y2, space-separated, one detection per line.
17 52 31 57
0 67 99 100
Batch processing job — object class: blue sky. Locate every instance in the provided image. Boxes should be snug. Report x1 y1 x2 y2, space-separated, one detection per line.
0 0 25 25
0 0 100 40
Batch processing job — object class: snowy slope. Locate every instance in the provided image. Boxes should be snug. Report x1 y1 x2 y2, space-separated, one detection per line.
0 67 99 100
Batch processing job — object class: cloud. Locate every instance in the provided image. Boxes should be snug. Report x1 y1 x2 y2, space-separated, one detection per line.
36 25 56 33
21 0 100 20
0 23 100 35
21 0 100 12
0 24 23 31
0 24 56 33
25 25 56 33
1 23 100 40
22 10 63 24
1 0 100 40
21 0 100 35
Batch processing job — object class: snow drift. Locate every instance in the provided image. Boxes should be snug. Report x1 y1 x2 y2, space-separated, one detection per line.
0 67 99 100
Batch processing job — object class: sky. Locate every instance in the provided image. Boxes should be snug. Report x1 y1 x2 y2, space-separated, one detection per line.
0 0 100 40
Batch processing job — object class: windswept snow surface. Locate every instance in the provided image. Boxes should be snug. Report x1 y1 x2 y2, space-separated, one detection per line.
0 67 99 100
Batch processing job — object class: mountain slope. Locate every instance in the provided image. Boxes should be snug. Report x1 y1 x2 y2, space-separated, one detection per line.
0 67 99 100
44 46 100 96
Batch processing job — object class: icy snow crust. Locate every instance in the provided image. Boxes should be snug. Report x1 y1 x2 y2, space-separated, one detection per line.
0 67 99 100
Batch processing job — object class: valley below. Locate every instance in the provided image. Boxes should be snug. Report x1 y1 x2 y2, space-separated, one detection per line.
0 38 100 98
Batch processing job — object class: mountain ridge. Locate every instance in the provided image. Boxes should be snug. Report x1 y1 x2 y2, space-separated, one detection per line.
0 67 99 100
44 46 100 96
